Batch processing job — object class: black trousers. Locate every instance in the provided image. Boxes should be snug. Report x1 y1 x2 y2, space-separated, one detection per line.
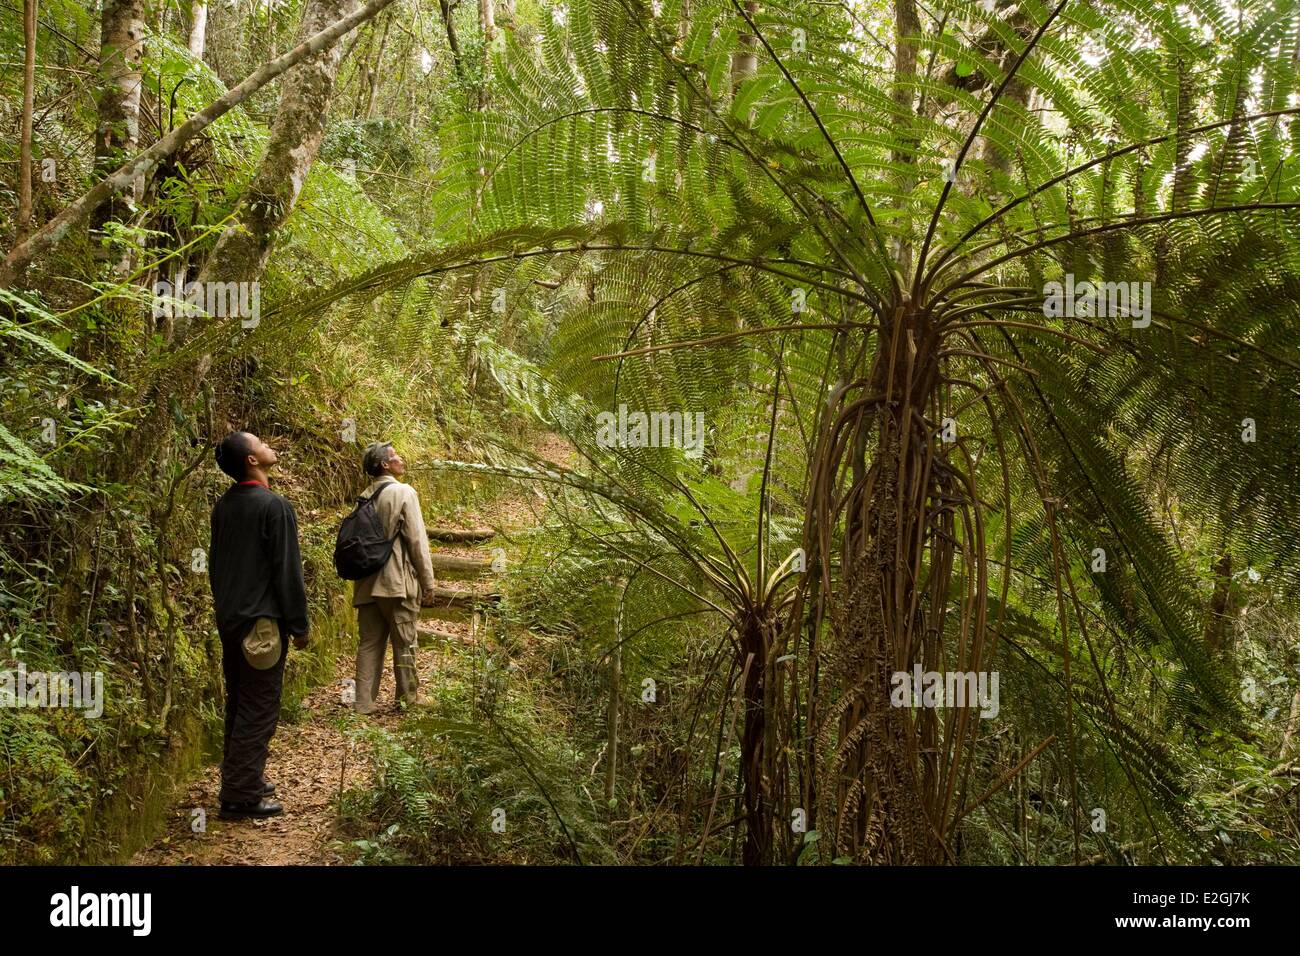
219 624 288 804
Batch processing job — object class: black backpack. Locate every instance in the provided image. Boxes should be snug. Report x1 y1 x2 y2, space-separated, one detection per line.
334 482 402 580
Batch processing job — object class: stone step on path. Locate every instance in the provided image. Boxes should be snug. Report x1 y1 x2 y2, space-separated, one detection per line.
427 525 496 542
429 553 493 573
422 535 504 643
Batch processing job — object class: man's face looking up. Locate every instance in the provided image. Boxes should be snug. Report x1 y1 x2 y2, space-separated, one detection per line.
242 432 279 473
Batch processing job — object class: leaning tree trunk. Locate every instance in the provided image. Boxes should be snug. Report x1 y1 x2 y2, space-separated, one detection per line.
0 0 398 288
147 0 362 475
142 0 367 477
192 0 360 299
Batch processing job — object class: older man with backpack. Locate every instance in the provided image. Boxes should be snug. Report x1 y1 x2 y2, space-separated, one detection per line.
334 442 437 713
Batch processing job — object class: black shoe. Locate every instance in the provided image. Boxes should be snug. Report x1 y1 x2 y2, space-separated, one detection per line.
260 781 276 797
219 798 283 820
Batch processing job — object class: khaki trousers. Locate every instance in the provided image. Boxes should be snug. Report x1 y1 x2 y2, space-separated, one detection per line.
355 597 419 714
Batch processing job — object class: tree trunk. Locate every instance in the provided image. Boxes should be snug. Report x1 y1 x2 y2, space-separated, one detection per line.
891 0 919 143
1208 73 1250 205
739 614 777 865
1155 56 1197 286
815 304 953 864
189 1 208 59
437 0 466 83
477 0 494 111
976 8 1033 177
1172 58 1197 213
92 0 145 262
891 0 920 277
352 21 376 118
159 0 363 465
1280 689 1300 760
463 0 496 390
16 0 37 242
193 0 361 296
1204 552 1234 656
363 12 392 119
1 0 400 288
730 1 758 93
605 581 625 809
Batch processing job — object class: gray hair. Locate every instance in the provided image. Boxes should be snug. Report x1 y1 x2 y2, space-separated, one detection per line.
362 441 395 476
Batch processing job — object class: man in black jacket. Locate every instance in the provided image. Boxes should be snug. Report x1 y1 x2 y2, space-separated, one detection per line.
209 431 310 819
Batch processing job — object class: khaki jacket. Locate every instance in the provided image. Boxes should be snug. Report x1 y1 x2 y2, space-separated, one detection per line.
351 476 436 620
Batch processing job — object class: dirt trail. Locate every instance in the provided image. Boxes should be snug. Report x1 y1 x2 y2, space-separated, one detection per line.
131 617 471 866
132 434 570 866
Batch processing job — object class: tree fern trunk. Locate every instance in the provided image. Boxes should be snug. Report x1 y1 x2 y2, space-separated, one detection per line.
739 614 773 864
1155 55 1197 286
1208 72 1250 206
818 305 951 864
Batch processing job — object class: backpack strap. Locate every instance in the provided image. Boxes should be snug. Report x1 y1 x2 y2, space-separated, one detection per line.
361 480 394 505
362 480 404 544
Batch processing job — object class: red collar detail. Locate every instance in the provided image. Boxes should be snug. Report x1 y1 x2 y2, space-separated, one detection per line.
238 479 268 489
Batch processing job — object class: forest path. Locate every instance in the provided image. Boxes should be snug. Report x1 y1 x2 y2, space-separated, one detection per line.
132 434 570 866
130 617 472 866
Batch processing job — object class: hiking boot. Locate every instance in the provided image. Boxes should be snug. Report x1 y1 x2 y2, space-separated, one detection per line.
219 798 283 820
260 781 276 797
